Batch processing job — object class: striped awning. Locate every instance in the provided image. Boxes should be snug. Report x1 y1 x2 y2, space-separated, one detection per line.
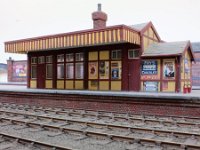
5 25 140 54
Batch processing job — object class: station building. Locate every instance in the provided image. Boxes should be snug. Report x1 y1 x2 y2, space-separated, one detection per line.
4 4 195 92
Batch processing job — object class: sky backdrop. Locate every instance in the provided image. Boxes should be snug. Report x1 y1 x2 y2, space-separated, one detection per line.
0 0 200 63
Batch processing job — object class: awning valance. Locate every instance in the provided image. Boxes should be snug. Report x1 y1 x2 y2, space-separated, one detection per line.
5 25 140 54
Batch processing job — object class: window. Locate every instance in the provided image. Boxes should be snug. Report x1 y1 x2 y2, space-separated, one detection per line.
66 53 74 62
128 49 139 59
76 53 84 61
46 64 53 79
46 56 52 63
57 64 64 79
31 57 37 64
66 63 74 79
75 63 84 79
38 56 45 64
31 65 37 79
57 55 64 62
112 50 121 59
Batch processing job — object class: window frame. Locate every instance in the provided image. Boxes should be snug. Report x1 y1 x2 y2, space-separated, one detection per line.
75 62 84 79
57 63 64 79
31 65 37 79
31 57 37 64
76 53 84 61
66 53 74 62
46 64 53 79
66 63 74 79
57 54 64 63
128 49 140 59
111 50 121 60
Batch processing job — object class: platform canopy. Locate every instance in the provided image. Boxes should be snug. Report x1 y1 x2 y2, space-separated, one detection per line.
5 25 140 54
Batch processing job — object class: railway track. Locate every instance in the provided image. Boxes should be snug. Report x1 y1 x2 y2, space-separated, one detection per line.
1 102 200 128
0 102 199 149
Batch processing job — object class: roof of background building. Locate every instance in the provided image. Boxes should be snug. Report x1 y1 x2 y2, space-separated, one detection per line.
142 41 190 57
130 22 149 31
192 42 200 52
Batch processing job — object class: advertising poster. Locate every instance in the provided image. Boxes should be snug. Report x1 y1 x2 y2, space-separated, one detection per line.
141 60 157 75
184 58 190 74
89 62 98 79
163 60 175 79
111 61 121 79
13 64 27 78
143 81 158 92
99 61 109 79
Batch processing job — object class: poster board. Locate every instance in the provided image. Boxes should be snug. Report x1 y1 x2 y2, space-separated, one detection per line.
99 61 109 79
111 61 121 80
88 62 98 79
163 60 175 79
143 81 158 92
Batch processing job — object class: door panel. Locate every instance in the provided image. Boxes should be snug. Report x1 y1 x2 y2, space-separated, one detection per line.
128 59 140 91
37 64 45 89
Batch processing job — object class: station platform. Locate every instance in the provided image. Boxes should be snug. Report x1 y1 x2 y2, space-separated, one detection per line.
0 84 199 100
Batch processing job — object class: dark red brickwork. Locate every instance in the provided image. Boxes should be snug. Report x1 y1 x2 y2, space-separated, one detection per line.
0 91 199 117
7 58 27 82
192 52 200 86
92 4 107 29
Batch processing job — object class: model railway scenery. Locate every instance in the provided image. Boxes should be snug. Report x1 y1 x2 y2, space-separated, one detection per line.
0 102 199 150
1 1 200 150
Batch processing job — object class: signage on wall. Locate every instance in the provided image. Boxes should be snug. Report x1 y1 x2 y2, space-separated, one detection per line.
99 61 109 79
89 62 98 79
143 81 158 92
141 60 157 75
163 60 175 79
111 61 121 79
184 58 190 74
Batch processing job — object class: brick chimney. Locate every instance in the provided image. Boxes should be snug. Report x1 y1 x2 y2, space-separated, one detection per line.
92 4 107 29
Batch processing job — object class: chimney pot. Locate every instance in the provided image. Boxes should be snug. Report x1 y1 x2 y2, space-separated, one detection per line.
98 3 101 11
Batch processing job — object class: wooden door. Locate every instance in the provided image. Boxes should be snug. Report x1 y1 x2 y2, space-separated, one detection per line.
128 59 140 91
37 56 45 89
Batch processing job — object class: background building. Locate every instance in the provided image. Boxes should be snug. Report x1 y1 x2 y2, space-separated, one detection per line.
192 42 200 87
7 57 27 83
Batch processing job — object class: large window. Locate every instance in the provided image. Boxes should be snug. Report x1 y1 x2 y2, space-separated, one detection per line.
31 65 37 79
57 64 64 79
46 56 53 79
57 55 64 79
75 63 84 79
66 63 74 79
46 64 53 79
112 50 121 60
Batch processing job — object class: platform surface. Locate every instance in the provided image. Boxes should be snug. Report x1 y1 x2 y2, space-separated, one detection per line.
0 84 200 100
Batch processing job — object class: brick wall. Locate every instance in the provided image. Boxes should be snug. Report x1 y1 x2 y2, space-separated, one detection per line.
0 91 199 117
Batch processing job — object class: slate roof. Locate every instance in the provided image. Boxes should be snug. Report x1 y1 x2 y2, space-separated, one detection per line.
130 22 149 31
142 41 190 57
192 42 200 52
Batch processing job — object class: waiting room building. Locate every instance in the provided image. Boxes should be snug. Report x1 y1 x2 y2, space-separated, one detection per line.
4 4 195 92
